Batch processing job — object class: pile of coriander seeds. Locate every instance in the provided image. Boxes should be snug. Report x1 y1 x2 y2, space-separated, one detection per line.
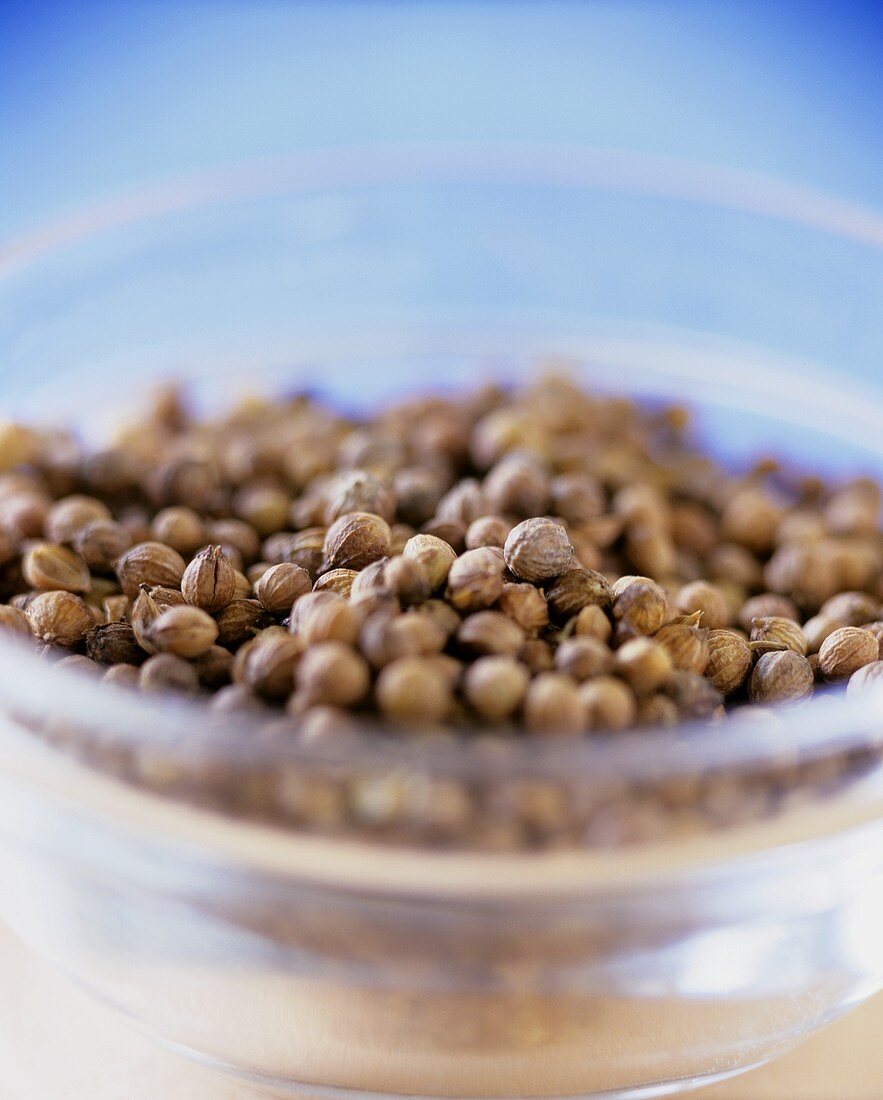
1 373 883 843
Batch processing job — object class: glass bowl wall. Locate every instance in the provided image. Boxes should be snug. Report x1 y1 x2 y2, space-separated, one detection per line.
1 145 883 1098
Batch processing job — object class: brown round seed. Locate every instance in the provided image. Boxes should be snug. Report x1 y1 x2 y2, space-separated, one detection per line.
235 629 303 699
464 515 510 550
573 604 613 642
45 495 111 544
402 533 457 591
519 637 555 674
86 621 145 665
323 470 395 525
705 629 752 695
550 473 605 524
254 562 312 614
546 567 611 622
675 580 729 629
195 645 234 689
463 656 530 722
296 642 371 707
504 517 574 582
207 519 261 566
654 617 709 674
579 676 637 731
456 611 525 657
665 671 722 719
436 478 488 526
323 512 391 570
313 568 359 597
22 543 91 593
446 547 505 611
383 556 431 606
181 545 237 613
750 616 808 656
523 672 585 736
151 507 207 555
102 663 140 689
138 652 200 694
554 636 613 681
818 626 880 682
614 637 673 696
802 614 840 654
74 520 132 573
116 542 186 598
149 605 219 658
27 591 94 647
497 582 549 635
375 657 451 723
215 598 272 648
483 454 550 516
819 590 880 627
748 650 814 704
359 611 446 669
290 592 360 646
636 694 681 728
611 576 669 638
738 593 799 633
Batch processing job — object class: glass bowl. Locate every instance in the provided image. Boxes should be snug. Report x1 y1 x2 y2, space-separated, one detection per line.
1 144 883 1098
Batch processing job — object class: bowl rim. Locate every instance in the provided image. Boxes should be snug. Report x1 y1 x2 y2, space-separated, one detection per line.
2 140 883 790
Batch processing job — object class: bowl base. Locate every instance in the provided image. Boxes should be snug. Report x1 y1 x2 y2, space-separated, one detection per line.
163 1037 774 1100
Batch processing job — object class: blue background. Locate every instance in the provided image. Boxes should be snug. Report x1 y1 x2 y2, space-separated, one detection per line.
2 1 882 235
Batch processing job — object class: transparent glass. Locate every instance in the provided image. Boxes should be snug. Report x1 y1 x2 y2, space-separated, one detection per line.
0 144 883 1098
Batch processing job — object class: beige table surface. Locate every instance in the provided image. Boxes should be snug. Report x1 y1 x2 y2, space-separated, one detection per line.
0 920 878 1100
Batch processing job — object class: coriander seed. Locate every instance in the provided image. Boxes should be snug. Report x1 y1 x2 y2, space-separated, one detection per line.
464 515 510 550
818 626 879 682
704 629 752 695
554 636 612 681
463 655 529 721
573 604 613 642
180 545 237 613
234 628 303 699
675 580 729 629
295 642 371 707
139 652 200 694
22 543 91 594
546 567 611 622
445 547 505 612
375 657 451 723
254 562 311 614
497 582 549 635
74 521 132 574
86 622 145 665
323 512 391 570
611 576 668 638
456 611 525 657
26 591 94 647
402 533 457 590
655 616 709 674
503 517 574 582
748 650 814 704
523 672 584 736
749 616 808 656
579 676 637 731
149 605 219 658
116 541 186 598
614 637 673 696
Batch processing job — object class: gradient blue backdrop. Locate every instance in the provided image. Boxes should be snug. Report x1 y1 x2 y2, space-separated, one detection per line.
2 0 882 237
